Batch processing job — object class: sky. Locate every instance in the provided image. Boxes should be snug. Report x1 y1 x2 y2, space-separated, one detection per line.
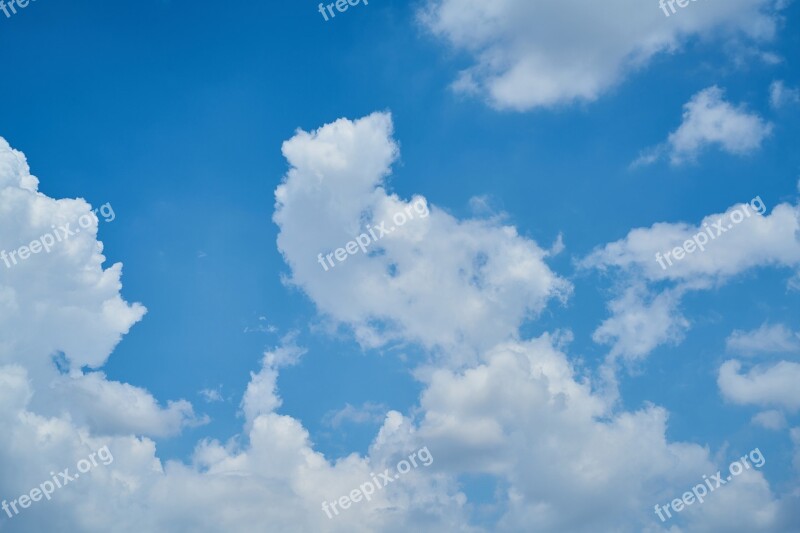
1 0 799 531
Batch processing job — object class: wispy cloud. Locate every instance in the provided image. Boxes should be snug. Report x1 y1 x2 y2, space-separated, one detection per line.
633 86 772 167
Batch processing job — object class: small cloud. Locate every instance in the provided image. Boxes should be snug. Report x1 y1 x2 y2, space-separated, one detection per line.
548 233 565 256
199 386 224 403
751 410 787 430
467 195 507 222
726 323 800 357
718 359 800 412
244 316 278 334
197 251 208 259
769 80 800 109
633 86 772 167
323 402 388 429
263 332 306 368
760 52 783 66
468 195 493 215
629 144 667 169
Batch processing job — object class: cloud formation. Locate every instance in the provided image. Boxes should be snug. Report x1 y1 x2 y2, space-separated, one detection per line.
2 118 799 532
582 192 800 362
726 323 800 356
274 113 570 360
420 0 782 110
769 80 800 109
634 86 773 166
719 360 800 412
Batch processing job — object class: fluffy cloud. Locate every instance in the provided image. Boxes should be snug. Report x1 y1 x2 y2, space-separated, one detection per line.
420 0 782 110
272 115 797 531
0 132 504 532
274 113 570 360
0 156 466 532
0 359 467 532
582 193 800 362
634 86 773 166
583 197 800 284
51 372 206 438
3 119 799 532
412 336 792 532
0 138 198 438
718 360 800 412
592 283 689 363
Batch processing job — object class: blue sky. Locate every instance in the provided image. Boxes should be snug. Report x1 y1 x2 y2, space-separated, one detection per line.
1 0 800 531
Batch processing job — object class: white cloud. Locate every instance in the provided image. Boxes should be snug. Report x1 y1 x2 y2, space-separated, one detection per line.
592 283 689 363
635 86 773 166
243 316 277 334
718 359 800 412
0 360 468 532
51 372 207 438
769 80 800 109
751 410 787 430
199 387 224 403
413 336 789 532
2 121 799 532
0 137 197 440
726 323 800 356
419 0 782 110
323 402 389 429
271 116 800 530
241 338 306 428
274 113 570 361
582 193 800 363
582 197 800 284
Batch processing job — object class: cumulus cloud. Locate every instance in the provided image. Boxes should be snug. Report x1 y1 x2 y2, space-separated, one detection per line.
2 120 799 532
412 336 791 532
582 193 800 363
718 360 800 412
592 284 689 363
241 337 306 428
419 0 783 110
0 137 199 439
274 113 570 361
272 115 797 531
51 372 207 438
634 86 773 166
583 196 799 284
0 135 471 530
0 360 467 532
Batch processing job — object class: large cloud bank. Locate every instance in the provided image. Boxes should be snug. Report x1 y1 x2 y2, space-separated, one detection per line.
1 115 799 532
